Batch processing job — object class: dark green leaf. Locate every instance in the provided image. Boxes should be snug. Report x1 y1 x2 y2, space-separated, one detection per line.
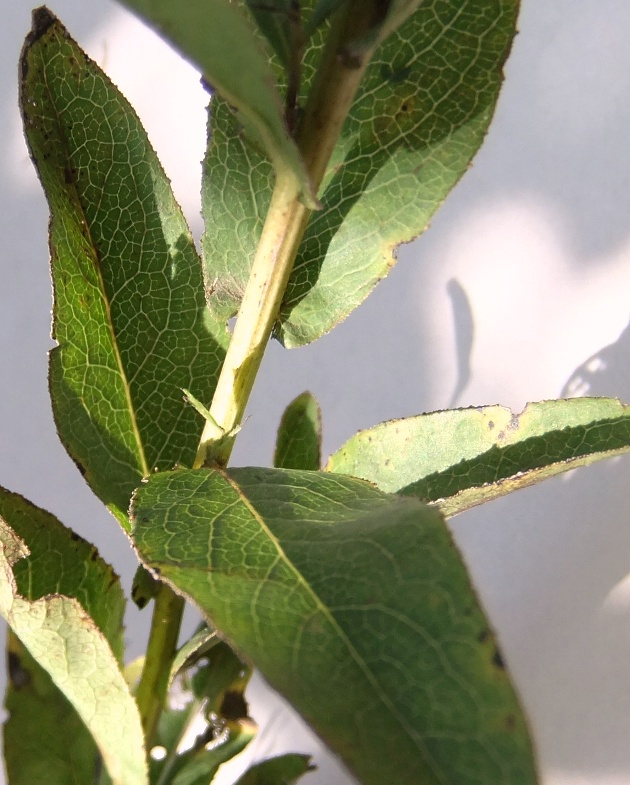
305 0 346 37
327 398 630 517
20 9 227 527
132 467 538 785
0 491 146 785
246 0 300 67
234 754 314 785
169 624 219 687
120 0 316 206
274 391 322 470
203 0 519 346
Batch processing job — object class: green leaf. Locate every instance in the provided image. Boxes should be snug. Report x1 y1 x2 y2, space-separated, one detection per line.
4 631 99 785
120 0 316 206
0 495 146 785
19 8 227 527
131 467 538 785
1 487 127 785
305 0 346 37
246 0 300 68
233 753 314 785
202 0 519 346
169 624 219 687
345 0 426 56
274 391 322 470
326 397 630 518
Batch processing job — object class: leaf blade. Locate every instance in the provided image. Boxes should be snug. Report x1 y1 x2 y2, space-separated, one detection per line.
4 631 100 785
233 753 314 785
132 466 538 785
0 489 146 785
203 0 519 345
274 391 322 470
20 9 227 525
121 0 315 205
326 398 630 517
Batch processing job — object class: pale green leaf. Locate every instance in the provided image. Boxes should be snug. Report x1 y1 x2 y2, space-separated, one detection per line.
274 391 322 470
120 0 316 205
5 632 98 785
0 487 127 785
131 467 538 785
20 8 227 527
0 510 146 785
203 0 519 346
327 398 630 517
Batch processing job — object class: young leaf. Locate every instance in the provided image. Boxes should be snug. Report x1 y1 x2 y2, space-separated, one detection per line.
0 493 146 785
120 0 316 206
203 0 519 346
169 625 219 687
326 398 630 517
233 753 314 785
131 467 538 785
19 9 227 527
274 391 322 470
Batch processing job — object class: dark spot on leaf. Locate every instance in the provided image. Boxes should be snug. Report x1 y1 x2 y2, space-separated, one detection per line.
70 532 80 541
478 628 490 643
504 713 516 732
220 690 248 721
8 651 31 690
380 64 412 84
488 420 495 430
492 649 506 670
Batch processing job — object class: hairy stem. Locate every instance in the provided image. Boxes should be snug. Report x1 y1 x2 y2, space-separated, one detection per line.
135 585 185 745
196 0 382 467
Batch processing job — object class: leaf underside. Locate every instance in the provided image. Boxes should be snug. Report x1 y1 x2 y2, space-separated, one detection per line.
132 466 538 785
0 487 146 785
327 397 630 517
20 8 227 525
121 0 316 205
203 0 520 347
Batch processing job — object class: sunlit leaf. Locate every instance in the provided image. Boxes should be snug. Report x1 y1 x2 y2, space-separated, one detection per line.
4 632 99 785
0 492 145 785
121 0 316 205
327 398 630 517
203 0 519 346
19 8 227 527
132 466 538 785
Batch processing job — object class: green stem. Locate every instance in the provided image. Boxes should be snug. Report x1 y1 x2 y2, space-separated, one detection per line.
135 584 185 746
195 0 382 468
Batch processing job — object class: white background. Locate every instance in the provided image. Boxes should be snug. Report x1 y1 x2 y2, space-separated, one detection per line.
2 2 630 783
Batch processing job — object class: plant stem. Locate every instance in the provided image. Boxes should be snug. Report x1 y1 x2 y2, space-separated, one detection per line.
195 0 382 468
135 584 185 746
